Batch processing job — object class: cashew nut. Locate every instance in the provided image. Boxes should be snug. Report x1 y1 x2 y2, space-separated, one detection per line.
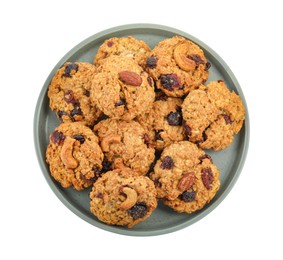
173 43 196 72
60 136 78 169
100 134 121 152
119 187 138 210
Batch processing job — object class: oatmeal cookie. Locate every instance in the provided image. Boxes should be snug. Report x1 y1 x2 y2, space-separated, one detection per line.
182 80 245 151
91 56 155 121
93 118 155 175
89 168 157 228
46 122 104 190
137 94 185 150
150 141 220 213
94 36 151 67
145 36 210 97
48 62 102 126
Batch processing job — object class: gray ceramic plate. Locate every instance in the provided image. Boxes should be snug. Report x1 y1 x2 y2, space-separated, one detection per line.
34 24 249 236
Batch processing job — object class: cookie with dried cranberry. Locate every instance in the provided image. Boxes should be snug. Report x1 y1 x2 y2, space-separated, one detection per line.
94 36 151 67
93 118 155 175
145 36 210 97
150 141 220 213
137 96 185 150
91 56 155 121
182 80 245 151
89 168 157 228
46 122 104 190
48 62 102 126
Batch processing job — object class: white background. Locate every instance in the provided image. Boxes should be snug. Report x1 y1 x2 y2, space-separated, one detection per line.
1 0 282 259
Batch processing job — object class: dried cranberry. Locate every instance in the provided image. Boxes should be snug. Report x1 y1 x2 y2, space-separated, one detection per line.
95 192 103 199
50 130 65 144
107 41 114 47
63 63 78 77
199 153 213 163
64 90 75 104
189 54 204 67
153 178 162 188
205 62 211 71
115 99 126 107
160 74 182 91
72 134 85 144
183 121 192 136
160 156 174 170
167 111 182 126
143 133 151 148
70 102 82 119
146 56 158 69
129 202 148 220
85 90 90 97
223 114 232 124
180 191 196 202
201 168 214 190
57 110 68 122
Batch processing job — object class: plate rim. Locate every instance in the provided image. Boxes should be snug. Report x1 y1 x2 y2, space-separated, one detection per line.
34 23 250 236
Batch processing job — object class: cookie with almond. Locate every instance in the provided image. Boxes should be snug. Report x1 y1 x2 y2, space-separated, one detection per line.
150 141 220 214
91 56 155 121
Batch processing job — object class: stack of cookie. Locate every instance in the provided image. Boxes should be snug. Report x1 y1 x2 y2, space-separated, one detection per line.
46 36 245 228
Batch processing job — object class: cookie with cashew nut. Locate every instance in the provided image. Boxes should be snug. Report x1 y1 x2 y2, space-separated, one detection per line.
93 118 155 175
145 36 210 97
150 141 220 214
93 36 151 67
89 168 157 228
182 81 245 151
90 55 155 121
136 96 186 150
46 122 104 190
48 62 102 126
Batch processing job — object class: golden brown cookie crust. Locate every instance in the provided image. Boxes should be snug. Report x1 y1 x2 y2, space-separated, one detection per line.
48 62 102 126
94 36 151 67
94 118 155 175
182 81 245 151
91 56 155 121
145 36 209 97
150 141 220 214
46 122 104 190
89 169 157 228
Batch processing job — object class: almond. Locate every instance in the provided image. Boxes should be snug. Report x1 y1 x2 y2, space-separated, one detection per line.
119 71 142 86
177 172 195 192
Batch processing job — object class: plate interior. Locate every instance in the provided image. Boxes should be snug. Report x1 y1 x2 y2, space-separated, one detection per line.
34 24 249 236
